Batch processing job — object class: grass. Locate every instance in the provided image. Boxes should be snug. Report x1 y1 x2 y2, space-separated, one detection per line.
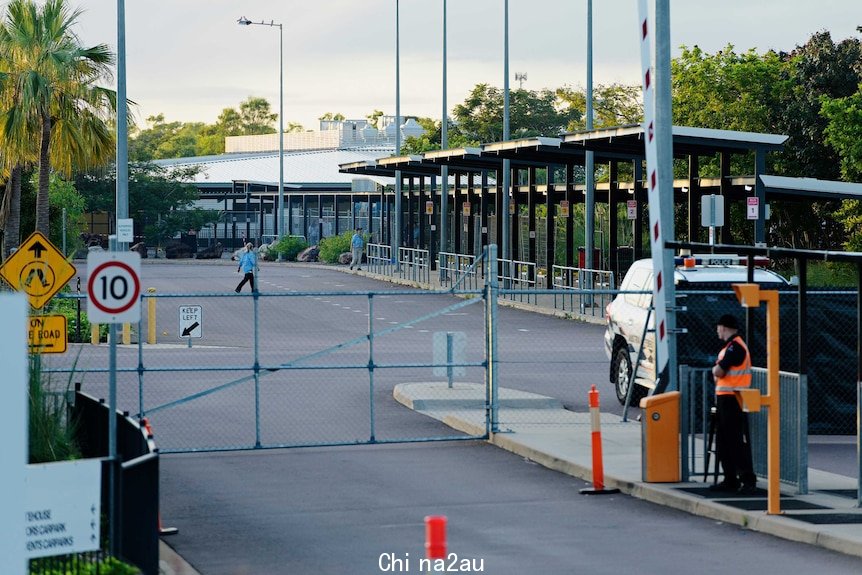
28 354 80 464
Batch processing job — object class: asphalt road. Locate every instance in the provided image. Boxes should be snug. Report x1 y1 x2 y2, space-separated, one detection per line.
159 442 862 575
51 259 860 573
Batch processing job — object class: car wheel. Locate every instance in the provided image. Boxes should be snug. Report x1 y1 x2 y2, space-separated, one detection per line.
613 346 644 406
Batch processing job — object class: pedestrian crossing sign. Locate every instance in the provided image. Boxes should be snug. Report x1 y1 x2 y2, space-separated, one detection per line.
0 232 76 310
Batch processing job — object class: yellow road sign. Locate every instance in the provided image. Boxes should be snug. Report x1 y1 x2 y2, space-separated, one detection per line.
27 314 67 354
0 232 76 309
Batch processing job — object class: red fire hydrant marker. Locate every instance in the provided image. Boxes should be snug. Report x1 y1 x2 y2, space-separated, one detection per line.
580 385 620 495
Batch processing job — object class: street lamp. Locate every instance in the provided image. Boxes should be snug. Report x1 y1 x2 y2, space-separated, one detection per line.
238 16 285 257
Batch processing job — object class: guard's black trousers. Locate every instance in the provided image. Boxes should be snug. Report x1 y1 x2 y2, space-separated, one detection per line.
716 394 756 487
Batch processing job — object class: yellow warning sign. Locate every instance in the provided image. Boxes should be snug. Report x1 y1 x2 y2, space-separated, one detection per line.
0 231 76 309
28 314 67 354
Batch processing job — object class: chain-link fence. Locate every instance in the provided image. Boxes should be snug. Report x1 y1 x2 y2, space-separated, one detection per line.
44 286 492 453
677 286 855 435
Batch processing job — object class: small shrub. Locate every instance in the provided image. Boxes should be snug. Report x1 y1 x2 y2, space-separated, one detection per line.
267 235 310 261
318 231 352 263
50 292 94 343
28 355 80 464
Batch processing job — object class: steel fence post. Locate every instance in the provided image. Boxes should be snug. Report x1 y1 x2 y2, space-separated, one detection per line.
368 293 376 442
253 290 261 448
485 244 499 434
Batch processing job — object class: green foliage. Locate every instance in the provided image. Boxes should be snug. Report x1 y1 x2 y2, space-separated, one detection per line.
129 97 288 160
805 261 858 287
318 231 352 263
30 554 140 575
451 84 579 144
556 83 643 130
822 86 862 182
28 354 80 464
49 290 96 343
75 161 219 246
266 235 309 261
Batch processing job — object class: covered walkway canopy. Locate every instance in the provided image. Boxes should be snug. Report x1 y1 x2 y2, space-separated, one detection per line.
339 124 810 283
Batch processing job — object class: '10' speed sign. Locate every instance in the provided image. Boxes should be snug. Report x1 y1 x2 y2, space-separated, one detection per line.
86 252 142 324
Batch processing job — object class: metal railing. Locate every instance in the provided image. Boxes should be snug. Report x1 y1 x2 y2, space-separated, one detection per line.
498 258 537 304
398 246 430 285
552 265 615 318
439 251 478 290
365 243 392 276
679 365 808 493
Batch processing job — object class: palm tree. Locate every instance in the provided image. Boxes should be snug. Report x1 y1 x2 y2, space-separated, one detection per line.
0 0 115 241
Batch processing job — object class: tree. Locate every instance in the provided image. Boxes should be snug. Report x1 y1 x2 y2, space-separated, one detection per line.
238 96 277 134
76 161 219 246
668 41 861 249
0 0 115 238
773 32 862 180
451 84 579 144
318 112 345 122
129 97 295 160
556 83 642 130
822 87 862 182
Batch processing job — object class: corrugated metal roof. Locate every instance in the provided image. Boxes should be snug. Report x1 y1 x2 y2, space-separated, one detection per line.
154 147 395 187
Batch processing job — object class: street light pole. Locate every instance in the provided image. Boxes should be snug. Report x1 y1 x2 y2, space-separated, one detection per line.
238 17 285 255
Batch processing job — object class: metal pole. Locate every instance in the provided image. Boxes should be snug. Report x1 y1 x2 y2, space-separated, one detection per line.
446 332 454 389
486 244 499 433
277 23 285 257
62 208 67 255
501 1 510 262
439 0 449 278
107 234 118 556
393 0 402 271
116 0 129 252
585 0 594 273
368 294 376 442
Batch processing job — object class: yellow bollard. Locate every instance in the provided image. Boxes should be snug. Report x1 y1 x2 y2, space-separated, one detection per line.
91 323 100 344
122 323 131 345
147 288 157 344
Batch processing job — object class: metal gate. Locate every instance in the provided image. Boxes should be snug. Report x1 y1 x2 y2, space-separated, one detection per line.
45 249 500 453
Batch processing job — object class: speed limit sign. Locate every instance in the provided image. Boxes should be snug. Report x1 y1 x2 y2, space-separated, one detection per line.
86 252 142 324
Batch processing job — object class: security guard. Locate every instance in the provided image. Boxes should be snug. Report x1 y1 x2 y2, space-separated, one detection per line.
710 314 757 493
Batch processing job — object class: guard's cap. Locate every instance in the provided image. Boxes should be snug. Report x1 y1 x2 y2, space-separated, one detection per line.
717 314 739 330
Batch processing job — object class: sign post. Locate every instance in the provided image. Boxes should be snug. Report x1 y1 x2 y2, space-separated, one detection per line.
87 247 141 556
0 295 28 575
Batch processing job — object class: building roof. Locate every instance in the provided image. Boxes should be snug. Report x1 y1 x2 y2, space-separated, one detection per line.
155 147 395 189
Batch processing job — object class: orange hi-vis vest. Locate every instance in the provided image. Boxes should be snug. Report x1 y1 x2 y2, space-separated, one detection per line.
715 335 752 396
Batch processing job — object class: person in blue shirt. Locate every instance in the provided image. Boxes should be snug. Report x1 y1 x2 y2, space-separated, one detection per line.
235 243 257 292
349 227 364 271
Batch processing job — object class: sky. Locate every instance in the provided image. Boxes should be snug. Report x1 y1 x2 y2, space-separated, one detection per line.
65 0 861 132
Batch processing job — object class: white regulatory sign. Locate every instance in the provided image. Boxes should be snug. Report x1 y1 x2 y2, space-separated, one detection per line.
24 460 101 559
179 305 203 339
86 252 141 324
